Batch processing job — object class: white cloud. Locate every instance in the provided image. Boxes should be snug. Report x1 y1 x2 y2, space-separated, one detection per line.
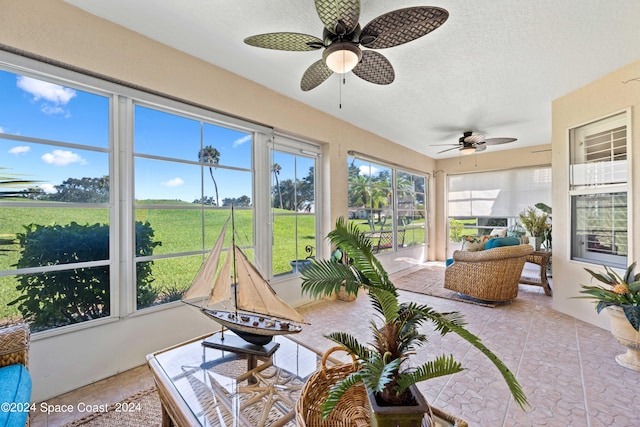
17 76 76 116
233 134 251 147
41 149 87 166
162 177 184 187
9 146 30 155
0 126 4 133
39 183 56 194
359 165 379 176
17 76 76 104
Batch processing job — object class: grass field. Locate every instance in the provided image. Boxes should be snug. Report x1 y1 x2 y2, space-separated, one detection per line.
1 204 424 320
0 203 314 319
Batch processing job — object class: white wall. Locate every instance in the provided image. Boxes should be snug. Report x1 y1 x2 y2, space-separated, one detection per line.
551 59 640 330
0 0 436 401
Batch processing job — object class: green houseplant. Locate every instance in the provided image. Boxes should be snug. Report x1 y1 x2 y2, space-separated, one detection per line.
300 218 528 424
518 206 548 238
576 263 640 370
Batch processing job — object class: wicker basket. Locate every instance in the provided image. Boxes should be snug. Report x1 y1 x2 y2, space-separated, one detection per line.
0 322 30 368
296 346 469 427
296 346 369 427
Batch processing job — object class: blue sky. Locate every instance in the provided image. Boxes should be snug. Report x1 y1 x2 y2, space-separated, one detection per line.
0 69 302 202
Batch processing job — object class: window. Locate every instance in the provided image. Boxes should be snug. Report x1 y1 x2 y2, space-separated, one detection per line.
0 53 307 333
348 156 427 253
133 104 254 310
446 166 552 256
270 136 320 276
396 171 427 248
0 69 112 331
570 112 628 267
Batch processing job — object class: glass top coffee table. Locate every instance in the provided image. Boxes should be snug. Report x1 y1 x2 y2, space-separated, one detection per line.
147 331 466 427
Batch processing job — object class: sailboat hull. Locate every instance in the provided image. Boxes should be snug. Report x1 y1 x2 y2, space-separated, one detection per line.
201 308 302 345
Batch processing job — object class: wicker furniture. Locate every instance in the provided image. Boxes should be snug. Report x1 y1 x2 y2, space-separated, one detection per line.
0 322 31 427
147 331 327 427
520 251 552 296
444 244 534 302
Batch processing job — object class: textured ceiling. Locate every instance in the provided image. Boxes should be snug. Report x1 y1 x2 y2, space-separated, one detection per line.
64 0 640 158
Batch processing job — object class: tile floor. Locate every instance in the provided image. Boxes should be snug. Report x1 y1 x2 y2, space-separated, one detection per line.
31 264 640 426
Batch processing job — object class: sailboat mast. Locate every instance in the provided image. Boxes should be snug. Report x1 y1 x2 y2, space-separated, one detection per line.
231 205 239 317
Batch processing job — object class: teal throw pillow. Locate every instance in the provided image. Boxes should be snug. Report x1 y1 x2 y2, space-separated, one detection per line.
485 236 520 250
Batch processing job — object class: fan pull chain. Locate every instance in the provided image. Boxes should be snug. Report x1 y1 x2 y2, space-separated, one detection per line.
339 74 343 109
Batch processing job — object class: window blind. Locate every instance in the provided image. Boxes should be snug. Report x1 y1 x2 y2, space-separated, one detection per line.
447 166 552 217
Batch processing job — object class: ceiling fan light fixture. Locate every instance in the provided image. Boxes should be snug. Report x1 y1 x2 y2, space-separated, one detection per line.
460 146 476 155
323 42 362 74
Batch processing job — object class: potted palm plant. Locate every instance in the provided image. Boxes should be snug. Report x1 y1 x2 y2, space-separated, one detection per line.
576 263 640 371
300 218 528 426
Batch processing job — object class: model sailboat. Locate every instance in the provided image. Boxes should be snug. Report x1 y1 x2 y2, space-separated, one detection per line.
182 209 305 345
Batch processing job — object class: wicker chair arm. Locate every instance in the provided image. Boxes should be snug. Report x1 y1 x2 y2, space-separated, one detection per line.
452 244 533 262
0 322 30 368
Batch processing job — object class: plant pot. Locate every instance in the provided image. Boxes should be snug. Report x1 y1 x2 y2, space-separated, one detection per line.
529 236 541 251
367 384 433 427
607 306 640 371
290 259 312 273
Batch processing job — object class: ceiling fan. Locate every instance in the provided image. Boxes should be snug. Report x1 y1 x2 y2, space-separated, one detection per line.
243 0 449 91
434 131 517 155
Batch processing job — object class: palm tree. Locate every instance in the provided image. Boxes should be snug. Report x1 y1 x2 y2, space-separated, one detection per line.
198 146 220 206
272 163 284 209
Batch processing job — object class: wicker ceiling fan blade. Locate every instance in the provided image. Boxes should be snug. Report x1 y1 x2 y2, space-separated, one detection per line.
244 32 324 51
352 51 394 85
301 60 334 91
314 0 360 35
360 6 449 49
485 137 517 145
437 146 463 154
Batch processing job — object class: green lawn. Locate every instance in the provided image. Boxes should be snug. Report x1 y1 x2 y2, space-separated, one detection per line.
1 205 423 320
0 204 316 319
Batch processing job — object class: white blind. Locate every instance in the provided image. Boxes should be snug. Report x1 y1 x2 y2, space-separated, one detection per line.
448 166 552 217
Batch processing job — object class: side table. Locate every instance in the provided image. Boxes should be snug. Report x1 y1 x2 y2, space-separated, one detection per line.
520 250 552 296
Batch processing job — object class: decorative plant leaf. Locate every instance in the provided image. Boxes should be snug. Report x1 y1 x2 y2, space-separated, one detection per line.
622 305 640 331
396 355 463 395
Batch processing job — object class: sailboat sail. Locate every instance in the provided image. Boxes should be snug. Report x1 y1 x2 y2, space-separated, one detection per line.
182 218 229 302
182 211 305 345
234 245 306 323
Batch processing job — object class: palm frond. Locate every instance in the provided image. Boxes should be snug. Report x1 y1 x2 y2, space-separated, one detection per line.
327 218 394 293
395 355 464 395
300 259 361 298
360 355 401 393
421 309 529 409
368 287 400 324
324 332 374 360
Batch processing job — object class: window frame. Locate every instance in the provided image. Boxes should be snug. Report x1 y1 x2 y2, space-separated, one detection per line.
347 154 429 253
267 134 323 280
0 50 315 336
568 109 631 268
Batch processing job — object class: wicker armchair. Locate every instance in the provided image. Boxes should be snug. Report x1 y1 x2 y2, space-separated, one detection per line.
444 244 533 302
0 322 31 427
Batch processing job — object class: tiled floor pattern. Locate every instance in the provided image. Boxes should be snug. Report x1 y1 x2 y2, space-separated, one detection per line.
31 264 640 426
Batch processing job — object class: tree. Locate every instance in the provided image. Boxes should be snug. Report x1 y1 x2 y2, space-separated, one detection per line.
222 195 251 207
198 145 220 206
47 176 109 203
272 163 283 209
193 196 216 205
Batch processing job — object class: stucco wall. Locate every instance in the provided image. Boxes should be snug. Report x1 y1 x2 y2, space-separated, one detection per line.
0 0 436 400
551 59 640 329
